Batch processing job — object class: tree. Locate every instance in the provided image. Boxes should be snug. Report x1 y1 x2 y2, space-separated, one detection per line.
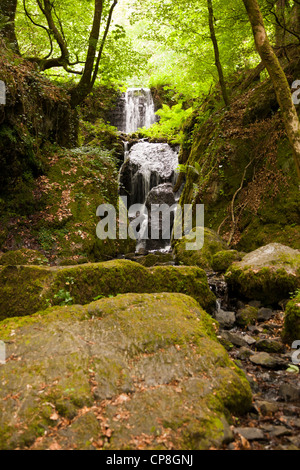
207 0 229 106
242 0 300 181
0 0 19 53
1 0 119 107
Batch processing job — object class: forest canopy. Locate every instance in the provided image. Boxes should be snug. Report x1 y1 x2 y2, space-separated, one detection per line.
1 0 298 101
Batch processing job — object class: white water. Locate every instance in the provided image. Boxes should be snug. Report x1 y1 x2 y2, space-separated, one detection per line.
124 88 156 134
119 88 180 253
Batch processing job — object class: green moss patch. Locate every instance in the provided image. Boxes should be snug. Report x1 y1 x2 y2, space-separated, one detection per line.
282 292 300 343
173 227 228 270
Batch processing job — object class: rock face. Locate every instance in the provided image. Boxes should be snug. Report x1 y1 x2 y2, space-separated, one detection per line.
173 227 229 270
0 292 252 450
119 142 178 206
225 243 300 306
0 259 216 321
143 183 176 251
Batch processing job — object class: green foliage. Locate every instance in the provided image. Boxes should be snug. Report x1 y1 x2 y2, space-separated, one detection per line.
138 103 193 144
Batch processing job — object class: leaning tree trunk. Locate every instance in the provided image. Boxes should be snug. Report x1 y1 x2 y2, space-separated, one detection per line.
0 0 19 53
207 0 229 107
242 0 300 181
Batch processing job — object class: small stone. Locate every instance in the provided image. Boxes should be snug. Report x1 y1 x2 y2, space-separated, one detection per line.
236 305 258 327
215 309 236 329
279 383 300 402
255 338 284 353
234 427 265 441
247 325 263 334
244 334 256 346
237 347 254 360
257 307 274 322
220 330 249 348
250 352 286 369
267 425 292 438
256 400 280 416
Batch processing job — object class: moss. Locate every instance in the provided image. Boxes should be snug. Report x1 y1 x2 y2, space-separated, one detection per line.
0 259 216 320
212 250 242 273
0 249 49 266
282 292 300 343
0 265 53 321
236 305 258 327
225 265 299 306
173 227 228 270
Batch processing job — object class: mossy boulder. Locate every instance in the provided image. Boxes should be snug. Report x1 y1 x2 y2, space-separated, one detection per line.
225 243 300 306
236 305 258 327
212 250 243 273
0 293 252 450
0 259 216 321
173 227 228 270
0 249 49 266
282 292 300 343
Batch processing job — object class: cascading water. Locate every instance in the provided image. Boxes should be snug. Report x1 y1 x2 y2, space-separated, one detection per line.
124 88 156 134
118 88 181 253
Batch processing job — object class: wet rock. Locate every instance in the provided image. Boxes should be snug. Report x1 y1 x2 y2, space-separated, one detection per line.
119 142 178 206
144 183 176 251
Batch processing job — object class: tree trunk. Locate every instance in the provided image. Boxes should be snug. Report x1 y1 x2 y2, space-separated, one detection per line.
0 0 19 53
275 0 287 49
70 0 104 108
207 0 229 107
242 0 300 181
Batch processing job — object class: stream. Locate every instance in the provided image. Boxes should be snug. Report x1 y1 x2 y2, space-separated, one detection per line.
113 88 300 450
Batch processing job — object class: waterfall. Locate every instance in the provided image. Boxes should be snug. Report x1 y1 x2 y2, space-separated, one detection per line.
124 88 156 134
116 87 182 253
109 87 157 134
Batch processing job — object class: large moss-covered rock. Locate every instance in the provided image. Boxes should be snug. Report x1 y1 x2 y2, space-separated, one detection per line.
173 227 228 270
0 259 216 321
225 243 300 306
0 293 252 450
282 292 300 343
